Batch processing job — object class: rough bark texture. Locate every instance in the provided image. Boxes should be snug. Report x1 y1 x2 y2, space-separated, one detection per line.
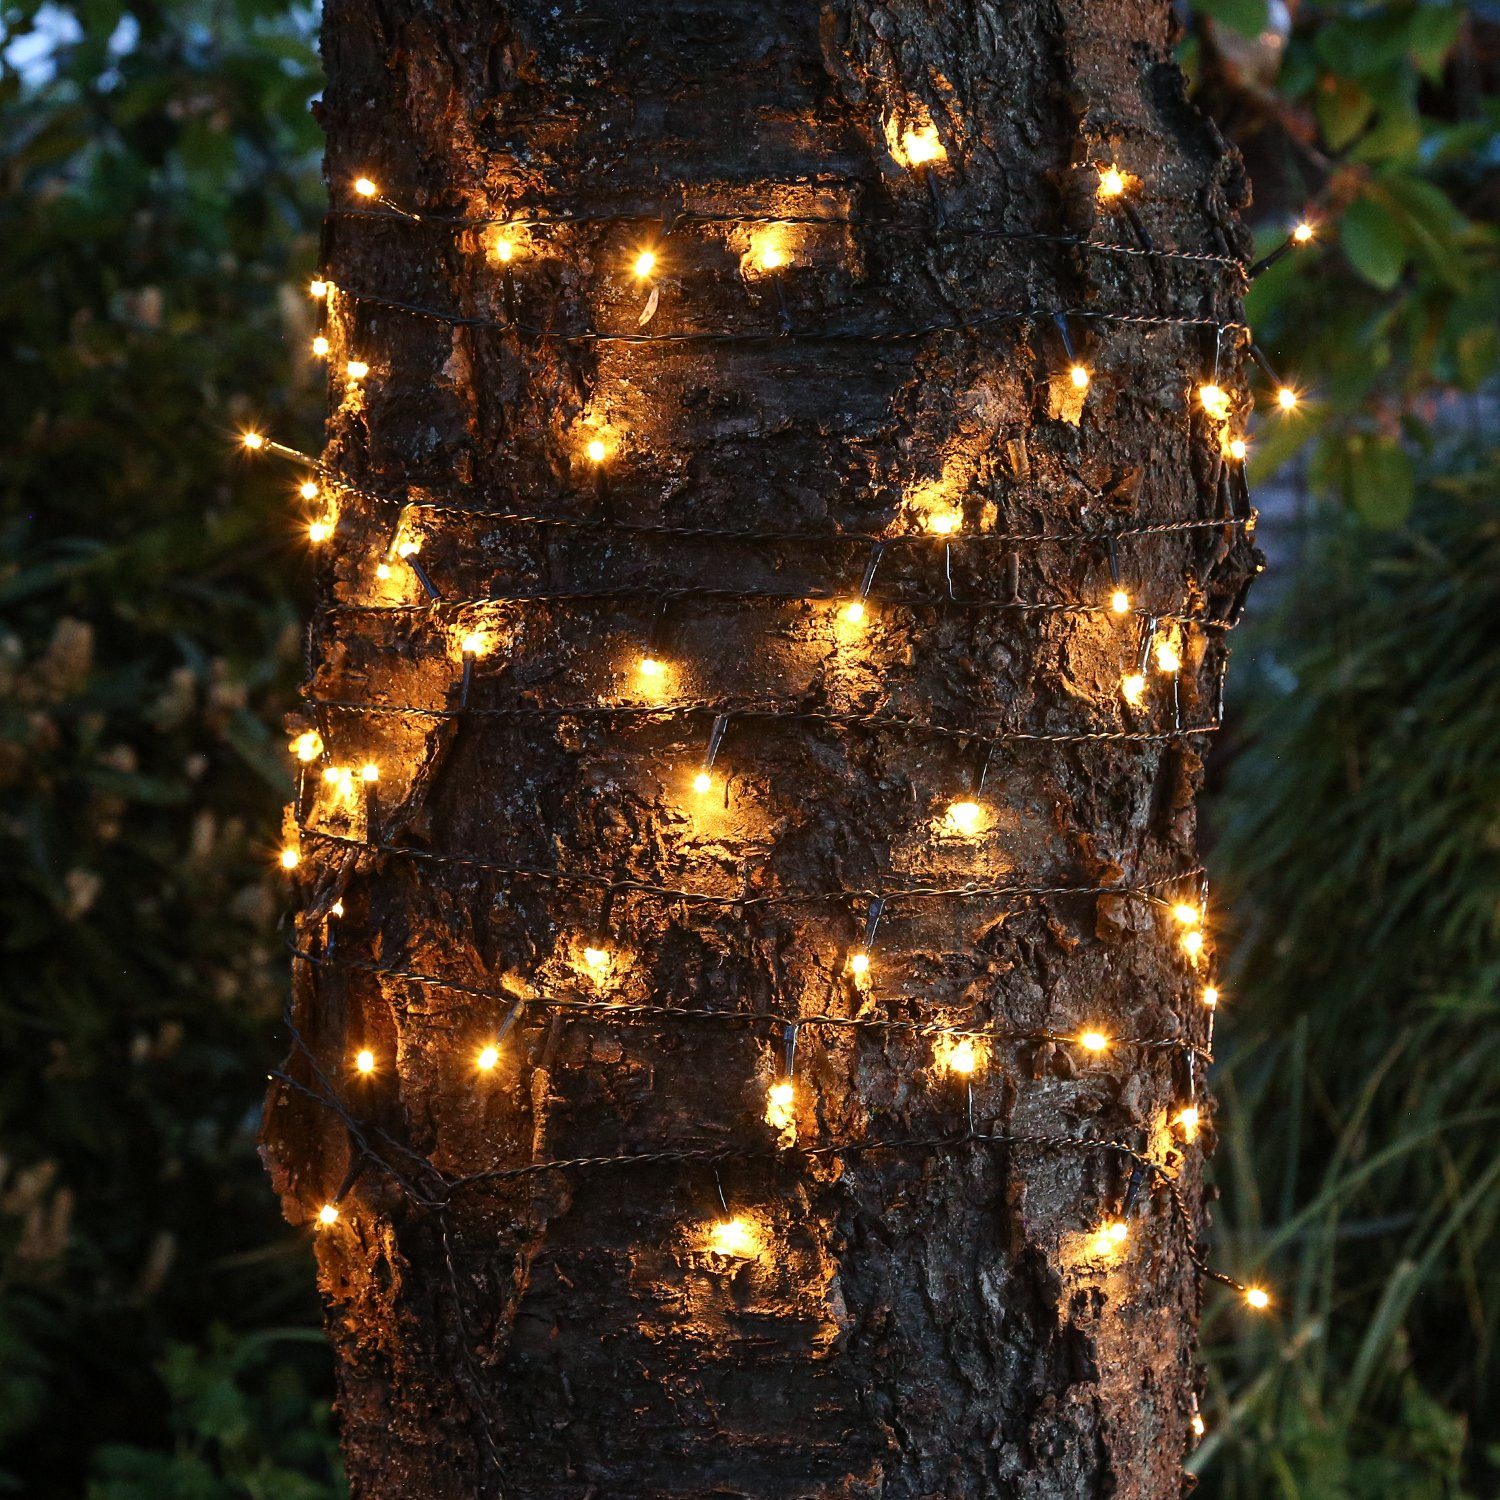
263 3 1259 1496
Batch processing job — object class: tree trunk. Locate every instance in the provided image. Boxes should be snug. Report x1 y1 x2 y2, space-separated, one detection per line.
263 2 1258 1495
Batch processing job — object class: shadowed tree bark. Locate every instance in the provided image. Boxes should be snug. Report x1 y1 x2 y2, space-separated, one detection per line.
263 1 1260 1495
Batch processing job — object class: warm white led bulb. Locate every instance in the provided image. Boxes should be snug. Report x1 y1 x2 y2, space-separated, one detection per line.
241 431 265 451
632 249 657 279
279 846 300 870
311 335 330 358
476 1044 500 1071
317 1203 340 1225
309 278 328 298
1069 363 1091 391
353 176 378 198
707 1216 759 1257
299 480 320 500
1202 985 1219 1009
841 600 866 625
1121 673 1147 707
308 520 332 544
586 438 607 463
1078 1029 1110 1054
1277 386 1298 410
927 510 961 536
692 771 712 794
1198 384 1231 421
1244 1286 1271 1310
346 359 369 380
460 632 486 656
901 125 945 166
1293 221 1314 244
638 656 664 680
1110 589 1131 615
289 730 323 763
355 1048 375 1074
848 951 870 978
945 800 983 836
1098 166 1127 200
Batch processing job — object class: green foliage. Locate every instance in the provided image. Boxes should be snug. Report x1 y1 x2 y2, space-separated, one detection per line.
0 1 334 1493
1197 455 1500 1496
1187 0 1500 525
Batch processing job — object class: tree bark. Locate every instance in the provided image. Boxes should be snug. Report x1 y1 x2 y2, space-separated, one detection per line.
263 2 1258 1495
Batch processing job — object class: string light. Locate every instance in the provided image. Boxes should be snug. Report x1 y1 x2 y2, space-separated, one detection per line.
1091 1218 1129 1256
311 335 330 358
692 771 713 794
279 845 300 870
765 1080 796 1142
1293 221 1314 244
1244 1286 1271 1311
585 438 608 464
476 1044 500 1071
900 125 945 166
847 951 870 979
1069 363 1091 391
289 730 323 763
1181 929 1206 960
240 431 265 451
926 509 962 536
1198 383 1231 422
460 631 487 657
1155 640 1182 675
1227 436 1248 462
1202 985 1219 1009
308 519 333 544
491 237 515 264
631 248 657 279
638 656 665 681
707 1217 760 1258
1110 589 1131 615
840 600 866 625
309 278 328 299
944 799 985 837
1078 1029 1110 1055
317 1203 340 1226
1121 673 1147 707
1175 1106 1201 1141
1097 166 1127 200
353 176 378 198
1276 386 1299 411
1171 903 1201 927
346 359 369 380
355 1049 375 1074
934 1035 982 1077
582 945 612 977
1191 1413 1206 1439
299 480 320 501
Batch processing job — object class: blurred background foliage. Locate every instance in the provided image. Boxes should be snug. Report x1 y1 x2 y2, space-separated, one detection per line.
0 0 1493 1495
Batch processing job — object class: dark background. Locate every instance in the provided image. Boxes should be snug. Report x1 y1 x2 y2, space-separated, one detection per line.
0 2 1495 1494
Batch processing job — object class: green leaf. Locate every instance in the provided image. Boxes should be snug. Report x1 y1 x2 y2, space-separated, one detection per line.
1316 74 1376 150
1195 0 1269 40
1408 5 1464 82
1348 435 1417 527
1341 196 1408 291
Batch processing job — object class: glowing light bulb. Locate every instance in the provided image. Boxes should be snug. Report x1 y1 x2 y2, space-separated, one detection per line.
330 901 344 918
1191 1414 1206 1439
927 510 961 536
279 846 300 870
1078 1029 1110 1055
308 520 332 544
290 730 323 763
396 538 421 558
1175 1105 1201 1140
586 438 608 464
632 249 657 279
638 656 664 680
1171 903 1202 927
460 632 487 656
1069 363 1091 391
1155 641 1182 675
355 1048 375 1074
841 600 866 625
765 1080 796 1140
353 176 378 198
945 800 983 836
692 771 712 794
1244 1286 1271 1311
1110 589 1131 615
492 237 515 263
299 480 320 501
311 335 330 358
360 763 379 783
1202 985 1219 1009
946 1038 978 1076
901 125 945 166
309 279 328 298
317 1203 340 1226
476 1044 500 1071
1121 673 1147 707
1198 384 1231 422
346 359 369 380
1182 929 1206 960
1227 436 1249 462
1293 221 1314 244
707 1216 760 1258
1098 166 1127 200
375 563 392 579
582 945 612 976
758 245 785 271
1277 386 1298 411
848 951 870 979
241 431 265 451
